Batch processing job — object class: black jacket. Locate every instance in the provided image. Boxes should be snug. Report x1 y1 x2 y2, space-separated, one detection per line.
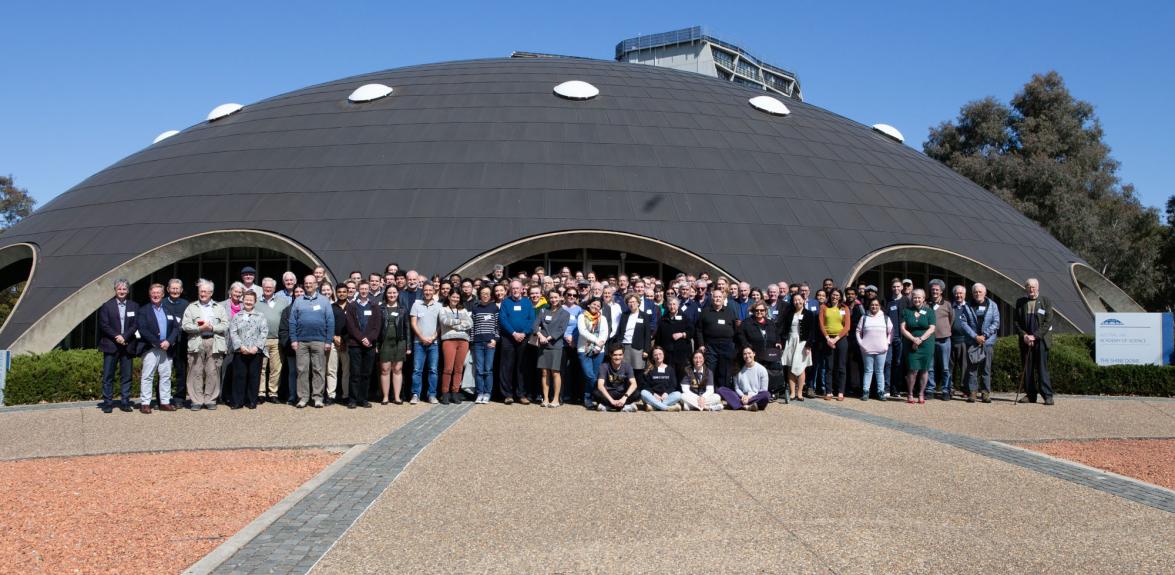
655 312 695 360
278 305 293 350
777 306 817 346
609 309 654 352
736 317 781 364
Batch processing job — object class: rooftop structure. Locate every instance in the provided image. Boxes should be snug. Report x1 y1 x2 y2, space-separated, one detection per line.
615 26 802 100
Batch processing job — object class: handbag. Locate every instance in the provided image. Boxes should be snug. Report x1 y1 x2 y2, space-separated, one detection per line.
764 347 783 364
967 344 986 364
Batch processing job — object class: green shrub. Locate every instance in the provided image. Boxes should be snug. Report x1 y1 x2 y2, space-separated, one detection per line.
990 334 1174 396
4 349 142 405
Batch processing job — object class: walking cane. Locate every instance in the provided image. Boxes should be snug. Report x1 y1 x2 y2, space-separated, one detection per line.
1014 341 1030 405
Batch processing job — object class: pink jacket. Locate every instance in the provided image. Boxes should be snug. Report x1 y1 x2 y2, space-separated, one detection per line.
855 311 892 355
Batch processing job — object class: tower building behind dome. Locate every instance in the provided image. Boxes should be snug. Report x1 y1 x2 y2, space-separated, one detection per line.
615 26 802 101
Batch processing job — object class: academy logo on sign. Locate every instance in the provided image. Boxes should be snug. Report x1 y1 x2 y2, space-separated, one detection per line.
1100 318 1124 326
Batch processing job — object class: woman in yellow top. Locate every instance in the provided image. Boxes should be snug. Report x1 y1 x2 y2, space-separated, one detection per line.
817 289 851 400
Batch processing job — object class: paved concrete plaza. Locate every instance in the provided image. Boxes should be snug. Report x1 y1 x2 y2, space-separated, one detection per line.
2 396 1173 574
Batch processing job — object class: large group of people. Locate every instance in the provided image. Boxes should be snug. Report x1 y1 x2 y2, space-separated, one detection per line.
95 261 1057 414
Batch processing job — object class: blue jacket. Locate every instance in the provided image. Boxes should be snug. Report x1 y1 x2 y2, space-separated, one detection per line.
137 302 180 356
499 296 536 336
957 298 1000 346
289 293 335 343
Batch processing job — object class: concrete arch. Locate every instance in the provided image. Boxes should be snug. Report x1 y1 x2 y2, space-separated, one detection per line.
1070 263 1144 314
8 230 329 354
845 244 1082 333
450 230 739 282
0 243 38 336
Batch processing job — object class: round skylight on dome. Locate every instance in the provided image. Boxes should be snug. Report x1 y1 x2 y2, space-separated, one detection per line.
553 80 599 100
872 124 904 143
153 130 180 144
207 103 243 122
348 83 393 103
748 95 790 116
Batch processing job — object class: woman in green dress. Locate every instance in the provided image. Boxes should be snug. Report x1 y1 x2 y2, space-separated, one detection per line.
901 288 934 404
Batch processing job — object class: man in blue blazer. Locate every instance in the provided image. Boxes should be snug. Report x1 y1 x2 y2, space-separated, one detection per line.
137 283 180 413
98 278 140 413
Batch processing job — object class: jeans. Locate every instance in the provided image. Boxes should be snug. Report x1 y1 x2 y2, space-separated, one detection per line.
811 342 829 395
102 348 134 405
861 352 886 398
471 341 496 396
928 338 951 395
965 344 994 393
412 340 439 398
578 351 604 403
884 338 903 395
639 389 682 410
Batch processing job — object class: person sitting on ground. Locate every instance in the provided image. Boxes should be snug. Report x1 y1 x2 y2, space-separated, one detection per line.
717 347 771 411
640 347 681 411
595 345 639 412
680 349 722 411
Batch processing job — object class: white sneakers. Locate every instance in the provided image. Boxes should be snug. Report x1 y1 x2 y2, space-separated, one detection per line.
473 393 490 404
409 394 419 405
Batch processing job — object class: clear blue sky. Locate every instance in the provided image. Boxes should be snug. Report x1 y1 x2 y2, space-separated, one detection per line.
2 1 1171 211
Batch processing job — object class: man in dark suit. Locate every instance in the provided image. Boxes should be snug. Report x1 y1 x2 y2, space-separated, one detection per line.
137 283 180 413
98 278 139 413
1014 278 1055 405
162 279 190 407
345 281 382 408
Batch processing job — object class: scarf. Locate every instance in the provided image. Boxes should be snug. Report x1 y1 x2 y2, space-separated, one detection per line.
582 308 600 333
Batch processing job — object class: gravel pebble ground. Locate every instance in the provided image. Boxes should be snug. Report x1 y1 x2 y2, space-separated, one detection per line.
1019 438 1175 490
0 449 336 575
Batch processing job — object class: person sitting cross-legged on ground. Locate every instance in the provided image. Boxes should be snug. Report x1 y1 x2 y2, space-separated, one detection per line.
717 347 771 411
640 347 682 411
680 349 723 411
595 345 639 412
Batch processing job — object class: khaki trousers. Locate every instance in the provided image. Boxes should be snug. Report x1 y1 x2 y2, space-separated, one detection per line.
188 346 223 405
260 339 282 397
295 341 326 404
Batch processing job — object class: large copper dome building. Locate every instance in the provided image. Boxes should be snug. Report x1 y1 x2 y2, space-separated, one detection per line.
0 55 1140 353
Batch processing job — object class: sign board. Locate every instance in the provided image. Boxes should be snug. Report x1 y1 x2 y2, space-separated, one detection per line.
1094 313 1172 366
0 350 9 405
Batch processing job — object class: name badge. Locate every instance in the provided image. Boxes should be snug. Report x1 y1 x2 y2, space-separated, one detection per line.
364 310 372 316
657 366 666 373
977 306 986 312
889 306 897 312
513 305 522 311
635 318 644 324
126 311 135 317
166 315 174 321
391 312 399 317
268 301 275 308
312 305 321 311
933 304 939 310
839 309 845 316
674 315 682 320
717 319 726 325
1037 308 1046 315
644 309 652 315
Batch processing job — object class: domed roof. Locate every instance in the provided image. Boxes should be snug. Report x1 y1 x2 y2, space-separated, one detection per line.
0 57 1108 349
